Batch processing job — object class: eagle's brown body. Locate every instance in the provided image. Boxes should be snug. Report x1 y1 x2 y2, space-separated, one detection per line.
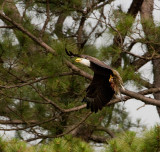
65 49 123 113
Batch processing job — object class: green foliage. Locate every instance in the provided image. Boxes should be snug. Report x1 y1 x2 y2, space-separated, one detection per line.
88 103 144 140
110 11 134 36
100 45 145 88
105 125 160 152
117 66 140 82
141 20 160 51
35 0 82 15
1 126 160 152
39 136 93 152
100 46 121 63
105 131 137 152
140 126 160 152
0 136 93 152
0 138 34 152
83 45 99 58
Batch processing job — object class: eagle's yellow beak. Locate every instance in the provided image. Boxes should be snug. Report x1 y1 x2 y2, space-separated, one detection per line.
75 58 82 62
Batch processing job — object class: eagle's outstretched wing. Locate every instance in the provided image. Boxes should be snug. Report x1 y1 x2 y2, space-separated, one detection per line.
82 74 115 113
65 48 123 113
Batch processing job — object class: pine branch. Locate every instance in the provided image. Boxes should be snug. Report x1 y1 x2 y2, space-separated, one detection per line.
65 60 93 80
95 126 115 138
0 12 56 55
0 72 73 89
31 84 87 113
0 117 56 131
121 89 160 106
26 112 92 142
108 87 160 105
89 135 108 143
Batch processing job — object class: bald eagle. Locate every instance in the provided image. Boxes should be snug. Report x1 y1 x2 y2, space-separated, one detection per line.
65 49 123 113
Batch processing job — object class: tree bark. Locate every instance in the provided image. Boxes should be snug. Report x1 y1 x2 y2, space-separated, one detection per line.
54 13 67 38
153 59 160 117
141 0 154 20
128 0 144 17
140 0 160 117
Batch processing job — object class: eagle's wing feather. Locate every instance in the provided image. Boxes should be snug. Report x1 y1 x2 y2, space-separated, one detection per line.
65 48 80 57
83 74 115 113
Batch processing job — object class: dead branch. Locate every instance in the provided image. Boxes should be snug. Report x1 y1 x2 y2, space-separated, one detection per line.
137 103 146 110
95 126 115 138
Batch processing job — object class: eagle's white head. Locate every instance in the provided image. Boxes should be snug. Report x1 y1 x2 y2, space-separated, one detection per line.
75 58 91 67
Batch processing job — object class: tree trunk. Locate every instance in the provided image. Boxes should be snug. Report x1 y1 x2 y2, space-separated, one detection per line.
153 59 160 117
140 0 160 117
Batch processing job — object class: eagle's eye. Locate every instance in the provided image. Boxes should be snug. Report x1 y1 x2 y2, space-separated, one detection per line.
75 58 82 62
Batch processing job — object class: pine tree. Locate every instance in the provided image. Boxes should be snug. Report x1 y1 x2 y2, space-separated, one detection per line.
0 0 158 146
0 135 93 152
105 125 160 152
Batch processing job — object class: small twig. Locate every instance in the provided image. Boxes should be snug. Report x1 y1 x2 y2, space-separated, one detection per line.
31 84 87 113
0 72 73 89
40 0 50 38
56 111 92 137
26 111 92 142
122 50 150 60
0 117 57 131
137 103 146 110
0 25 15 28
